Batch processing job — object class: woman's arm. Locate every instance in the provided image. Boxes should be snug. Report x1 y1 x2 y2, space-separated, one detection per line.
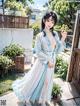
54 31 66 54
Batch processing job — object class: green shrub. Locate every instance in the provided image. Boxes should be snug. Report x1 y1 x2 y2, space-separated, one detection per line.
52 83 62 98
55 56 68 80
30 22 40 39
33 24 40 36
5 1 29 16
0 55 14 77
3 44 25 59
0 55 14 69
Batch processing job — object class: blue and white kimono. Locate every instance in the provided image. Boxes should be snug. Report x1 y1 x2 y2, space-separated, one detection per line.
12 31 65 105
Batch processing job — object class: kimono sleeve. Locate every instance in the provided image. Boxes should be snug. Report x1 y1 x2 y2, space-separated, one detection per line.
34 34 52 64
54 31 66 54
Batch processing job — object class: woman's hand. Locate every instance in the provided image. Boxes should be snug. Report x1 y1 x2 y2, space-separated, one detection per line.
61 30 67 42
48 61 54 68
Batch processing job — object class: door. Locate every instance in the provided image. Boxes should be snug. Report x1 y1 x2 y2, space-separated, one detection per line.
67 10 80 93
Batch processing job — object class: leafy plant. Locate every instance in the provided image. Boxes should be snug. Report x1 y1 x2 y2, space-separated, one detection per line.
52 83 62 98
61 24 69 32
30 22 40 37
5 1 31 16
5 1 23 11
49 0 80 29
55 56 68 80
2 44 25 59
0 55 14 77
0 55 14 69
25 6 32 15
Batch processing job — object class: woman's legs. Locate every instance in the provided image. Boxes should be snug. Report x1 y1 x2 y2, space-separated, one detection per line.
47 73 54 101
39 68 54 105
45 68 54 106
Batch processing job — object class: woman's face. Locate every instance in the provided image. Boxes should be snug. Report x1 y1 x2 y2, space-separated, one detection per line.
44 16 55 30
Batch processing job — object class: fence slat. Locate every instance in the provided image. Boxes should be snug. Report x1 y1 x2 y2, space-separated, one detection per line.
0 14 29 28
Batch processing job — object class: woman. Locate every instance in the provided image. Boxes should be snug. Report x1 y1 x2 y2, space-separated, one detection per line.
12 11 67 106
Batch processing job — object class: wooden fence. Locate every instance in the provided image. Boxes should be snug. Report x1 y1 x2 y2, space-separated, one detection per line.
0 14 29 28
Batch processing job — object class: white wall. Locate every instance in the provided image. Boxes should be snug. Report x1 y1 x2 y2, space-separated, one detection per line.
0 28 33 54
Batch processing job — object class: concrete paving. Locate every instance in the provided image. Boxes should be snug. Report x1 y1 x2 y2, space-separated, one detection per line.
0 92 55 106
0 92 23 106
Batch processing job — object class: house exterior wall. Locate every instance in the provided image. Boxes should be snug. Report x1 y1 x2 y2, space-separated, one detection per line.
0 28 33 55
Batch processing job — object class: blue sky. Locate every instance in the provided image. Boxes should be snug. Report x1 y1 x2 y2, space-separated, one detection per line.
29 0 49 9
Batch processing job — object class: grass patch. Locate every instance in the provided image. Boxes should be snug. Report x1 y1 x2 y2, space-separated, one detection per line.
0 73 21 96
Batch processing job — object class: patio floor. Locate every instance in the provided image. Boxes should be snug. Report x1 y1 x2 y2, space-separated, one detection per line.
0 78 80 106
54 78 80 106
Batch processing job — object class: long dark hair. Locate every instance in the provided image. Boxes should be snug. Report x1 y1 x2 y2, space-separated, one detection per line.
41 11 57 36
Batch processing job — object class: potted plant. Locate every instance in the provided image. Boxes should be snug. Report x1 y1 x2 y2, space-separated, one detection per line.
3 44 25 58
2 44 25 72
55 56 68 80
52 83 62 103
